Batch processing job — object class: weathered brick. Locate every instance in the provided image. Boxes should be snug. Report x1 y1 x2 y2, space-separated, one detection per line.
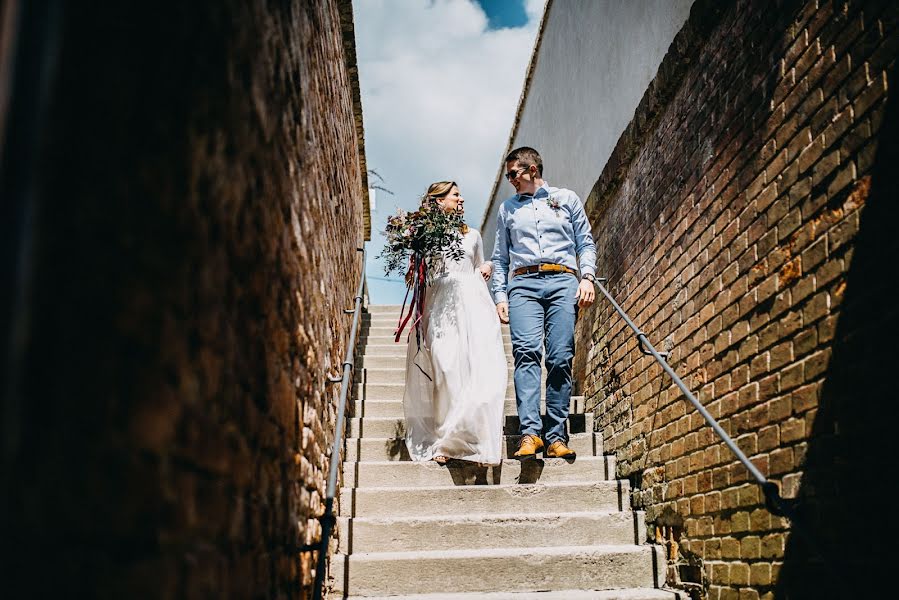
769 341 794 370
721 537 741 559
750 562 772 586
797 134 825 174
769 447 794 474
577 2 897 597
800 236 828 272
729 562 751 586
793 327 818 357
740 536 761 560
802 348 831 380
760 533 785 558
758 425 780 452
802 291 830 323
10 0 368 596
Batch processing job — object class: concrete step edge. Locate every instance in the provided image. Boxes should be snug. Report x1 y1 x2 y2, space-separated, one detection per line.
346 455 609 468
346 589 682 600
340 543 654 561
347 479 627 493
341 508 631 525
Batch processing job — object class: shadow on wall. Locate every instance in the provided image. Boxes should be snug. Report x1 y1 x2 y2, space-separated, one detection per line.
774 63 897 600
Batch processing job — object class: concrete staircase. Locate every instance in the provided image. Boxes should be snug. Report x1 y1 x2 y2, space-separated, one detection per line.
331 304 679 599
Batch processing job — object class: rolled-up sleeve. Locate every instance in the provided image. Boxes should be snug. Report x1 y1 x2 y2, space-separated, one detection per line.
569 194 597 277
490 206 511 303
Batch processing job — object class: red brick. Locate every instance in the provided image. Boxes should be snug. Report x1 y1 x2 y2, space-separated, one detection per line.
576 3 895 595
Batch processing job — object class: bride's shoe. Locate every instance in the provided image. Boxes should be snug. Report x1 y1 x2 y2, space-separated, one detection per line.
433 455 449 465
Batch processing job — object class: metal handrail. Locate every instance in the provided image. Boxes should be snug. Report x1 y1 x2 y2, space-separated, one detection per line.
592 277 797 520
309 246 365 600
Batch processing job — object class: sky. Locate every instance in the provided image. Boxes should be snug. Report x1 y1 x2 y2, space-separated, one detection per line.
353 0 544 304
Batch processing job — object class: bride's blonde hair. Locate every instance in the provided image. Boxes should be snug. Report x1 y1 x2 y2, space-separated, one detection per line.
424 181 469 234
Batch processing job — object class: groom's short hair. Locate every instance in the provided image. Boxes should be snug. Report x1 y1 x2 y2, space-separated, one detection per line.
505 146 543 176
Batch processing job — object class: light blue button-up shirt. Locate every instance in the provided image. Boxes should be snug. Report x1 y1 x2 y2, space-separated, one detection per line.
490 183 597 304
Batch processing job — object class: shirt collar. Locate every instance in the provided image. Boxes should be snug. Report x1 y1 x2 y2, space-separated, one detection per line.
516 183 550 201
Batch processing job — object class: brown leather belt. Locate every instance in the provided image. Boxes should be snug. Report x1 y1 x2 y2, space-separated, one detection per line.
512 263 577 278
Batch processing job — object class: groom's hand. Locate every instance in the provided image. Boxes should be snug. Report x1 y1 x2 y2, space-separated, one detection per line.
496 302 509 324
576 279 596 308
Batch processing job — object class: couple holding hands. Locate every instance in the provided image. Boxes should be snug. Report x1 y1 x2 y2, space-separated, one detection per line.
402 146 597 466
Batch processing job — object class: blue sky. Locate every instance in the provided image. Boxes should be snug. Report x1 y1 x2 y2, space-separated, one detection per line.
475 0 530 29
353 0 543 305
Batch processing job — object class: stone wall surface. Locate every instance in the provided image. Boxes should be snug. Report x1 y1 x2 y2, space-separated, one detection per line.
2 1 365 598
579 0 897 598
481 0 695 255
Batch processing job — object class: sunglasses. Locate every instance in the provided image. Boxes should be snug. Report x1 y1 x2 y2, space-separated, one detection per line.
504 167 528 181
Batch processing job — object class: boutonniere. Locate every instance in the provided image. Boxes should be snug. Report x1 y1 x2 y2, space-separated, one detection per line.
547 195 562 213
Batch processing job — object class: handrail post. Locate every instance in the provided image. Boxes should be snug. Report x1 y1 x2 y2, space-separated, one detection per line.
312 246 365 600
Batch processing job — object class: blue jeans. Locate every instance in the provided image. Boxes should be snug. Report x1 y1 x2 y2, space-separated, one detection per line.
508 272 578 443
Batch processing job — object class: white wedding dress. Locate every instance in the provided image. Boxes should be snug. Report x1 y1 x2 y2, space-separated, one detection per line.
403 229 507 465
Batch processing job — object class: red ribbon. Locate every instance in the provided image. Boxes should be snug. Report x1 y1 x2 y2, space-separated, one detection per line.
395 254 427 344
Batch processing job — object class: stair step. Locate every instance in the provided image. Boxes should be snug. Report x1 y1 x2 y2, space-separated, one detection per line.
332 544 664 597
347 413 593 438
352 391 587 414
362 324 512 338
347 590 681 600
365 305 406 315
360 319 512 344
343 455 615 487
345 432 603 462
362 343 516 355
363 314 510 326
352 383 405 402
359 354 516 369
352 398 538 416
338 510 644 553
360 337 514 349
341 480 627 518
356 367 545 385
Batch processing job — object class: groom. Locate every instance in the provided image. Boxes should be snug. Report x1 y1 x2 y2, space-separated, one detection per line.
490 146 597 459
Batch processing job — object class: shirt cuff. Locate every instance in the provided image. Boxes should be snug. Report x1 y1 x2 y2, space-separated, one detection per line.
493 291 508 304
580 267 596 278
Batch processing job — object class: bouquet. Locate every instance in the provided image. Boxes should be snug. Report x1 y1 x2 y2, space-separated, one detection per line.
378 196 466 343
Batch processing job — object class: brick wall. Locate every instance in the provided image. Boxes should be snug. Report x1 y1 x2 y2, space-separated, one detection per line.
2 1 365 597
579 0 897 598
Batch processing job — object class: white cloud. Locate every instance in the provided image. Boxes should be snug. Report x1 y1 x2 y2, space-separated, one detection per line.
353 0 543 303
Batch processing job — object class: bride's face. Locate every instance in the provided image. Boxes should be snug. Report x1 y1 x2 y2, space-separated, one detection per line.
439 186 464 213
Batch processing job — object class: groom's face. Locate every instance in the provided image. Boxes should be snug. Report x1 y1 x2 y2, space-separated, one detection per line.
506 160 539 196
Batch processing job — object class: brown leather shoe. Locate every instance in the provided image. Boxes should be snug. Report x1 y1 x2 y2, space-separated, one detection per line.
513 434 545 457
545 440 576 458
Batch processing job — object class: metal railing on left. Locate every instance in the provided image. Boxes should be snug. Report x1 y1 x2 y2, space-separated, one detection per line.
308 245 365 600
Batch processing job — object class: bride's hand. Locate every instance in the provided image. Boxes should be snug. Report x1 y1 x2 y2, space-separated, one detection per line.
478 261 493 281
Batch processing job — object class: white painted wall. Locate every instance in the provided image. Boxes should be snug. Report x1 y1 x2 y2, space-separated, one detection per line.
481 0 694 255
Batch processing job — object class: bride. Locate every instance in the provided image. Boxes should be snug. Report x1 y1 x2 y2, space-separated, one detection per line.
402 181 508 466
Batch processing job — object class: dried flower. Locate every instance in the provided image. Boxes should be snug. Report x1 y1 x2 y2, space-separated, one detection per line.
377 196 466 284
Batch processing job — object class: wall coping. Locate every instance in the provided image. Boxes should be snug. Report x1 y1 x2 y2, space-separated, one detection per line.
339 0 371 241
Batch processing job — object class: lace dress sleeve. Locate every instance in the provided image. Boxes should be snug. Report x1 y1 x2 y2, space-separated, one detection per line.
472 230 484 268
472 229 493 272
